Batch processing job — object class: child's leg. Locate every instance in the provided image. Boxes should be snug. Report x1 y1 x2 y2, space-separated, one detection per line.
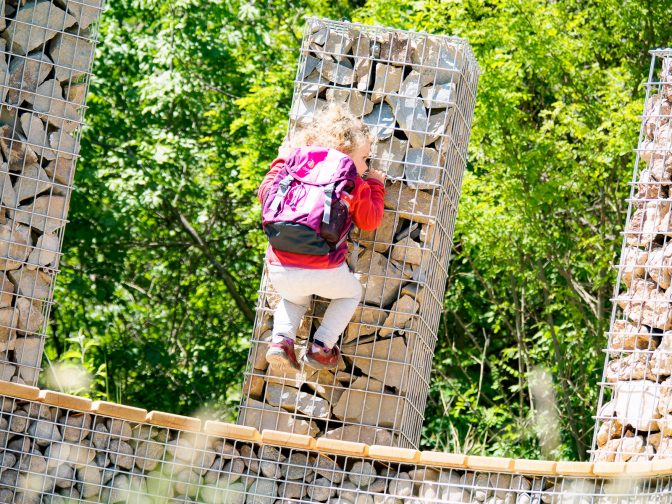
312 264 362 349
266 265 312 373
268 265 312 341
273 298 311 341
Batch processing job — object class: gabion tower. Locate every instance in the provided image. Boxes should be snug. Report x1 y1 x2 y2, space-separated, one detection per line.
239 18 480 449
593 50 672 462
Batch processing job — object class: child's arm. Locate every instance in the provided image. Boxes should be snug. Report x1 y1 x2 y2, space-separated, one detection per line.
257 158 285 205
350 177 385 231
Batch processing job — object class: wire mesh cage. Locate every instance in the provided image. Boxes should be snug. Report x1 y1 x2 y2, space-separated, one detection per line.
0 389 671 503
239 18 480 449
592 49 672 462
0 0 105 387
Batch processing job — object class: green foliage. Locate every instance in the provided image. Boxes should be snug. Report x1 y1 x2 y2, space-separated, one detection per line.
45 0 672 458
357 0 672 458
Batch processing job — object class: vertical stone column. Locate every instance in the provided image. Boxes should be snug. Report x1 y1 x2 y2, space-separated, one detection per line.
239 18 480 448
593 50 672 461
0 0 105 385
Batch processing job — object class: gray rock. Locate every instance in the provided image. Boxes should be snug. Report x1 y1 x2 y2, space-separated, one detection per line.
77 466 103 499
349 461 377 487
281 452 310 480
289 96 328 126
15 164 54 203
2 1 76 55
44 156 74 186
384 181 436 224
367 477 386 493
371 65 403 102
248 478 278 504
13 337 42 382
320 59 355 85
109 439 134 469
265 383 331 419
19 113 56 162
174 469 202 498
389 97 445 148
323 425 393 446
0 308 17 354
333 376 405 429
57 0 102 29
348 90 374 117
50 32 95 81
343 337 409 391
108 473 148 503
49 129 79 157
308 477 337 502
404 147 441 189
387 472 413 497
200 480 246 504
29 418 62 444
240 444 260 473
9 268 52 301
370 137 407 178
26 233 60 270
0 362 15 381
239 399 319 436
311 454 344 484
92 423 110 449
134 439 163 471
24 79 80 133
0 450 16 470
6 51 53 105
0 125 38 172
421 83 456 109
338 481 374 504
355 249 405 306
310 24 329 45
0 163 18 210
390 238 425 267
49 462 75 488
44 441 70 468
15 450 45 476
363 103 395 141
300 69 328 99
12 195 69 233
411 38 462 84
0 269 17 309
279 480 307 499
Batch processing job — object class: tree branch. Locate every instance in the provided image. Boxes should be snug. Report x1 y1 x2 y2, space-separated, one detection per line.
171 208 256 323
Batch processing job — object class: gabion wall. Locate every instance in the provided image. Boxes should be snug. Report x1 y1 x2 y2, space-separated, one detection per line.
239 18 480 449
592 50 672 462
0 385 670 504
0 0 104 386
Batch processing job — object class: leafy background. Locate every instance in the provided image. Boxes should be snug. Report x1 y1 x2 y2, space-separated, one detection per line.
42 0 672 460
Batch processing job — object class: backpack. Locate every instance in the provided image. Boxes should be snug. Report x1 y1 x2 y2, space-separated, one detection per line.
261 146 358 256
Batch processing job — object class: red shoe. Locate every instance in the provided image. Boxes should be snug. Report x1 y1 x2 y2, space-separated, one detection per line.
303 341 340 370
265 337 300 374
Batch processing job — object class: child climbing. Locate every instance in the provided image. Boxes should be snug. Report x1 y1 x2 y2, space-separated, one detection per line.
258 103 386 373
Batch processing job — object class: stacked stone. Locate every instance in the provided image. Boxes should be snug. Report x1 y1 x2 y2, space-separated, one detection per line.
0 390 667 504
240 19 480 449
0 0 104 386
593 52 672 461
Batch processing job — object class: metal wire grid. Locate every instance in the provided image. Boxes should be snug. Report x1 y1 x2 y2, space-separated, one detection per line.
239 18 480 449
0 0 105 386
0 395 671 503
591 50 672 462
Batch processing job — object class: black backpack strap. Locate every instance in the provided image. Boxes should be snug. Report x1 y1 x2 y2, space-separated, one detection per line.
322 182 335 224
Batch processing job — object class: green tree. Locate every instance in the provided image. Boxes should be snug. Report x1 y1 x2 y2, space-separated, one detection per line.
45 0 672 460
356 0 672 458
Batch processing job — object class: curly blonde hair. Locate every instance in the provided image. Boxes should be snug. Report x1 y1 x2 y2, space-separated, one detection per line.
293 103 373 155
